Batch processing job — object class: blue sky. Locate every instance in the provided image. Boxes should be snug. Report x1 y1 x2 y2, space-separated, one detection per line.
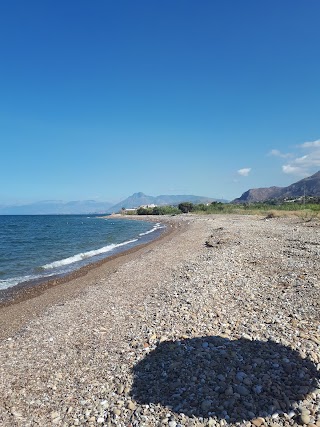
1 1 319 204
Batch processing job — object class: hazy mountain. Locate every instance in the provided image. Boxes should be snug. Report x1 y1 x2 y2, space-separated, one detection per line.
233 170 320 203
107 192 224 212
0 200 113 215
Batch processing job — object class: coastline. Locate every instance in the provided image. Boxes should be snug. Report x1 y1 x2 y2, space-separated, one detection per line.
0 215 166 306
0 215 181 340
0 214 319 426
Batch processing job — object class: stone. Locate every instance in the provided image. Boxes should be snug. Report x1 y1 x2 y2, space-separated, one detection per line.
300 414 311 424
201 399 212 412
236 385 250 396
11 409 23 418
117 384 124 394
225 386 234 395
127 401 136 411
51 411 60 419
251 418 264 426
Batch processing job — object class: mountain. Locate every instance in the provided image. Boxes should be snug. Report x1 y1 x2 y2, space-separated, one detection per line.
233 170 320 203
0 200 113 215
107 192 223 213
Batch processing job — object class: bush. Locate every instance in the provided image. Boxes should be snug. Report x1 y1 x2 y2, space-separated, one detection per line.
178 202 194 213
137 207 153 215
152 206 180 215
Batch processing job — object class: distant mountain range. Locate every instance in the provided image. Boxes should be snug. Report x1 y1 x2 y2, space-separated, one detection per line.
3 172 320 214
0 200 113 215
233 170 320 203
107 192 223 213
0 193 223 215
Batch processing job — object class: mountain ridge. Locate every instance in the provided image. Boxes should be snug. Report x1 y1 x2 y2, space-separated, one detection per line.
233 170 320 203
0 200 113 215
0 193 223 214
107 193 224 213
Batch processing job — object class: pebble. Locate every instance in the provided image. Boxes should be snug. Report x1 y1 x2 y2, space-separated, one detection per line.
237 385 250 396
251 418 264 427
127 401 136 410
0 215 319 427
300 414 311 424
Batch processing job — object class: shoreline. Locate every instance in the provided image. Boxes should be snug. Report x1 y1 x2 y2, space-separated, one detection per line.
0 214 319 426
0 215 166 306
0 215 183 340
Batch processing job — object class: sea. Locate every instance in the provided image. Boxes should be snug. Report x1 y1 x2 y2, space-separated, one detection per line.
0 215 165 292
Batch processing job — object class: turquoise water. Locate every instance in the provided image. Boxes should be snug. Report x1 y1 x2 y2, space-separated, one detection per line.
0 215 164 291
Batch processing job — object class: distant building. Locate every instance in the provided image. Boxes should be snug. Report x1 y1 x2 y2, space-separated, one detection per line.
139 204 157 209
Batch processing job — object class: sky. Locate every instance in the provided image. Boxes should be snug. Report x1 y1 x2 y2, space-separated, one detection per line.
0 0 319 204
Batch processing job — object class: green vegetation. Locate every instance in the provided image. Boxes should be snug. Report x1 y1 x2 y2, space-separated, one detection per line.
191 200 320 221
136 206 180 215
126 198 320 220
178 202 194 213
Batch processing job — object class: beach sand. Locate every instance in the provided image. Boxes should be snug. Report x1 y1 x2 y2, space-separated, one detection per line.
0 214 319 426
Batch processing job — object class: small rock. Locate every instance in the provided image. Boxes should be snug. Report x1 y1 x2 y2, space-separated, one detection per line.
127 401 136 411
201 399 212 412
51 411 60 419
287 411 296 419
225 386 233 395
11 409 23 418
300 414 311 424
237 385 250 396
251 418 264 427
117 384 124 394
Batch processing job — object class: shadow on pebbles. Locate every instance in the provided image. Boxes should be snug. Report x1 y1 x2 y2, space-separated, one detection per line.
131 336 319 424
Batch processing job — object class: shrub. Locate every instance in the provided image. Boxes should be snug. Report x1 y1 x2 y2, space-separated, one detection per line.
178 202 194 213
152 206 180 215
137 207 153 215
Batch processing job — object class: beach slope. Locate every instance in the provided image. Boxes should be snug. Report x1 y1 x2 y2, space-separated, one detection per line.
0 215 319 426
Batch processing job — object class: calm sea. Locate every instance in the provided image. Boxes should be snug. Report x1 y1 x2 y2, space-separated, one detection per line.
0 215 164 291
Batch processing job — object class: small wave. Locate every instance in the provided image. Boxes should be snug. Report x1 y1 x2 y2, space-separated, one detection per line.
0 272 55 291
42 239 138 270
139 223 164 236
0 277 25 290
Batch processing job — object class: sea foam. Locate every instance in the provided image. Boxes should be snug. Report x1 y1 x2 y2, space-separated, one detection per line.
42 238 138 269
139 223 163 236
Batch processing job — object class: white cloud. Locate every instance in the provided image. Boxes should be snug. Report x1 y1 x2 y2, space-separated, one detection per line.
269 149 292 158
301 139 320 148
282 165 304 175
237 168 251 177
280 138 320 176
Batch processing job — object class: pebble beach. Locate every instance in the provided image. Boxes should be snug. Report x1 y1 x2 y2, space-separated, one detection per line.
0 214 319 427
